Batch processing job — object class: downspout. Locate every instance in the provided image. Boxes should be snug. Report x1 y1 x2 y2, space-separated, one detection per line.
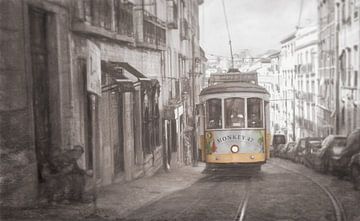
335 2 340 134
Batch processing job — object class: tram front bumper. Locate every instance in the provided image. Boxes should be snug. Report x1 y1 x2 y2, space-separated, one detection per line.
206 153 266 164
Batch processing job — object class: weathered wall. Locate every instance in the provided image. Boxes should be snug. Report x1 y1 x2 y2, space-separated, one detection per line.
0 0 38 207
0 0 73 206
71 34 164 185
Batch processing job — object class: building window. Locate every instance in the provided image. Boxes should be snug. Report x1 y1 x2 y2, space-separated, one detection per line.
355 71 358 87
347 49 352 86
354 9 359 19
167 0 178 28
341 1 346 23
341 106 345 126
340 51 346 85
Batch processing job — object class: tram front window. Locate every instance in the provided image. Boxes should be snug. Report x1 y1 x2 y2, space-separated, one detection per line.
225 98 245 128
206 99 222 129
247 98 263 128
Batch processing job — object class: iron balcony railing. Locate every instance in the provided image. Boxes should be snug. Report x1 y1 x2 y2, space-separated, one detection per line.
142 9 166 49
73 0 134 40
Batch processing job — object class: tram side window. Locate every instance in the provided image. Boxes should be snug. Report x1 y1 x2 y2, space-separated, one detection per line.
206 99 222 129
247 98 263 128
225 98 245 128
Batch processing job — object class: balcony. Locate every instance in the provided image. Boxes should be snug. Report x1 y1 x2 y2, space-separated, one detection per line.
180 18 190 40
72 0 135 44
167 0 178 29
136 9 166 50
114 0 134 37
304 92 315 103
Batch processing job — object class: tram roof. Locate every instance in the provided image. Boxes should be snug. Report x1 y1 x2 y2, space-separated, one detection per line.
200 82 269 96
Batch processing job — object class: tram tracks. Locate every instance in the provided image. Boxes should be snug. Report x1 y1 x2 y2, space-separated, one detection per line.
234 190 249 221
172 175 243 220
269 162 347 221
231 174 252 221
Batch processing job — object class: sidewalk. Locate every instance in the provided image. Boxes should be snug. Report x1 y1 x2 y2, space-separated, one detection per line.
0 163 205 221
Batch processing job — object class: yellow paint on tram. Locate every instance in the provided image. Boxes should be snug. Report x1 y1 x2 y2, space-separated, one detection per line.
206 152 266 163
265 133 272 159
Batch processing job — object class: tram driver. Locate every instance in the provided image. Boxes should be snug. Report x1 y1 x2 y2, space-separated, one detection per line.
225 98 245 128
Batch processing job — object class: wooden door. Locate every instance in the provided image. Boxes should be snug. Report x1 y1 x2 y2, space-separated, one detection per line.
114 93 124 174
29 8 51 182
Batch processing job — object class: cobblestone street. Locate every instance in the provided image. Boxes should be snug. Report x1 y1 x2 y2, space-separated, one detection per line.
1 0 359 220
2 159 360 221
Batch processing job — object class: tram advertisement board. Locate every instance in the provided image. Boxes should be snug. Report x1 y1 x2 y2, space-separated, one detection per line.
205 130 264 154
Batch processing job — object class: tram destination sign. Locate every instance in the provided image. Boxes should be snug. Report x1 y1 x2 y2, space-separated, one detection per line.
209 72 258 85
205 130 264 154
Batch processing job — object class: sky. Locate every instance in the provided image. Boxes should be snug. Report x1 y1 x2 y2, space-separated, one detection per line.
199 0 318 57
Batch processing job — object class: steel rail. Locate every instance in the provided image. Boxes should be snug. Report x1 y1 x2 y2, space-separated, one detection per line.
172 175 234 220
269 162 347 221
234 191 249 221
233 178 251 221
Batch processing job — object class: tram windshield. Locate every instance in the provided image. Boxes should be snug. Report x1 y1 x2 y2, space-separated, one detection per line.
205 97 265 129
206 99 222 129
247 98 263 128
225 98 245 128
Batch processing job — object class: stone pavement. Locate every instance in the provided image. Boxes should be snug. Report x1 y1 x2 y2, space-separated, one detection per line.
0 163 205 221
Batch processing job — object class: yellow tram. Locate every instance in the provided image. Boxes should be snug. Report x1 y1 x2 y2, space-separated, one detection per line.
199 74 271 169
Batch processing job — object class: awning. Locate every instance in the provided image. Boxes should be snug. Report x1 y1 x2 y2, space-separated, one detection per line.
101 61 133 92
117 62 149 81
101 61 159 92
116 62 159 90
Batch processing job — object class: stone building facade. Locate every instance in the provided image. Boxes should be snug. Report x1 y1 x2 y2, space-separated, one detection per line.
280 33 296 141
318 0 360 136
163 0 203 168
294 25 319 138
337 0 360 135
259 52 283 135
317 0 338 137
0 0 204 207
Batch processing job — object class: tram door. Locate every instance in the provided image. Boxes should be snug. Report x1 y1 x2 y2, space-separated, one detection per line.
198 104 206 162
29 8 51 183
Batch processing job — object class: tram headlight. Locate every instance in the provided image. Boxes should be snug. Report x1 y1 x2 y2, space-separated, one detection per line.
250 155 255 160
231 145 239 153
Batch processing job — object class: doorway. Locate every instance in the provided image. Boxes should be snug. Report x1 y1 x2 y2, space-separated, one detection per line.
113 92 124 175
29 7 51 183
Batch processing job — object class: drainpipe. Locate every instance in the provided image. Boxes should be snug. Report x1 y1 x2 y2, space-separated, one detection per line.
191 33 198 167
89 94 98 211
335 2 340 134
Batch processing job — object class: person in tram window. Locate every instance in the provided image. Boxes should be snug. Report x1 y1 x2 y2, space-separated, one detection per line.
230 111 245 127
225 98 245 128
250 113 260 128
